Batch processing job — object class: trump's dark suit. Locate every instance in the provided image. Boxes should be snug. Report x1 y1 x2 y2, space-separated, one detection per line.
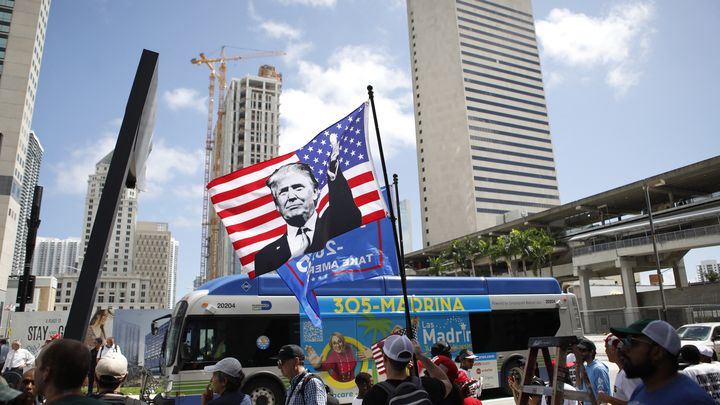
253 168 361 276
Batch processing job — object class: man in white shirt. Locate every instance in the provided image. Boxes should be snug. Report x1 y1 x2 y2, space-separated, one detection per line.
3 340 35 375
96 337 121 359
680 344 720 401
597 333 640 405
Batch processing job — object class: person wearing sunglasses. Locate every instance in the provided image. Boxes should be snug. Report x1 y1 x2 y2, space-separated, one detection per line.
611 319 714 404
573 337 609 405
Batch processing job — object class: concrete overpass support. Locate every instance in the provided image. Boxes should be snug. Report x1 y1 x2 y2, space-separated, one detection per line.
577 268 594 332
618 259 641 325
673 260 689 288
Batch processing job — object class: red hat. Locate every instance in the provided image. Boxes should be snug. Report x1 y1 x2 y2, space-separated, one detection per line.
432 355 459 382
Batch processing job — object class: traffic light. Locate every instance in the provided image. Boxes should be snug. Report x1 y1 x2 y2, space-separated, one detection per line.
16 275 36 304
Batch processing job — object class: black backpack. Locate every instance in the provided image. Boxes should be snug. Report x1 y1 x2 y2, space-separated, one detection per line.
299 373 340 405
377 376 433 405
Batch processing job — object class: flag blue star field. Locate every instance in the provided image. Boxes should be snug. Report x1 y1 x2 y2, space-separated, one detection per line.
208 103 398 326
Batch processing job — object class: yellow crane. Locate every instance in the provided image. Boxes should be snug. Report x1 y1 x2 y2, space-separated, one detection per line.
192 46 284 283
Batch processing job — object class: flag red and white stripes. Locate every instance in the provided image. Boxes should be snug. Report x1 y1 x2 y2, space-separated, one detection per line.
207 105 386 276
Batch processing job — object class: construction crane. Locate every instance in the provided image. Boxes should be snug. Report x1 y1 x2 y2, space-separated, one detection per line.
192 46 285 283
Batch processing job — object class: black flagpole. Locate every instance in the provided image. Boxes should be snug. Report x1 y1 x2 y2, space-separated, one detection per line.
367 86 416 371
393 174 406 259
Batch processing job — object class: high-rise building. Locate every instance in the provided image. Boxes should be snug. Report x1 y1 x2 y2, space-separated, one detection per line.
398 199 414 253
214 65 282 277
133 221 174 308
168 238 179 308
12 131 43 275
407 0 560 248
0 0 51 303
31 237 81 276
81 151 137 273
697 259 720 283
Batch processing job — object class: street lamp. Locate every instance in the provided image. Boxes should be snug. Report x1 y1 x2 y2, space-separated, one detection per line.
643 179 667 321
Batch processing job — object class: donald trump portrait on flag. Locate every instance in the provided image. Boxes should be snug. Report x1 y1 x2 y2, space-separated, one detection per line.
254 133 361 275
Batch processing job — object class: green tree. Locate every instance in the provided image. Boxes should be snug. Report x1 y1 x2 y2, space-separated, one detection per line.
428 256 446 276
525 228 555 277
448 237 486 276
702 268 720 283
492 232 523 277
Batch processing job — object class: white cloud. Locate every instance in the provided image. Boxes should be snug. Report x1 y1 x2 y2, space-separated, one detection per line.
163 88 207 113
260 20 302 40
53 134 117 195
279 45 414 157
142 140 204 200
536 2 655 95
276 0 336 7
283 41 313 64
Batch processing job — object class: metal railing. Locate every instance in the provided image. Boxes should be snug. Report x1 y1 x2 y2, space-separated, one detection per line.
580 304 720 334
574 224 720 256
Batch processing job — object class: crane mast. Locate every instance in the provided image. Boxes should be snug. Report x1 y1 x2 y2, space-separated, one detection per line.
192 46 284 283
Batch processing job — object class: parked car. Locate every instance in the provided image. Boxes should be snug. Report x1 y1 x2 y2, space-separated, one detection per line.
676 322 720 360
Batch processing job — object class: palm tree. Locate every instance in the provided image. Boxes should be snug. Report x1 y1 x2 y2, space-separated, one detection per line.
427 255 446 276
525 228 555 276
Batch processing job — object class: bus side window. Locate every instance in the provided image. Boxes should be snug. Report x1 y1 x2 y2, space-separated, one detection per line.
470 309 561 353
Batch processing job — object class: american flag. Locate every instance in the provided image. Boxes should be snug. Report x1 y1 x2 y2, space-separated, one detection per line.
207 103 387 277
371 325 417 376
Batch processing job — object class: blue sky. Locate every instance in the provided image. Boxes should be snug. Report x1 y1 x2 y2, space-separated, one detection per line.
31 0 720 298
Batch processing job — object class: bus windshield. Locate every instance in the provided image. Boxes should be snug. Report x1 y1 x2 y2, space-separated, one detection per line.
165 300 188 368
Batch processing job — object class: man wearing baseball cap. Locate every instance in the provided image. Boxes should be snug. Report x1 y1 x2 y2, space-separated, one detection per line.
680 344 720 401
91 352 145 405
202 357 250 405
573 337 609 405
362 335 451 404
611 319 714 404
272 345 327 405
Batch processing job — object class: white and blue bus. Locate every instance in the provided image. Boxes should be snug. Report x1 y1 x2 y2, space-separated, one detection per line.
152 274 582 405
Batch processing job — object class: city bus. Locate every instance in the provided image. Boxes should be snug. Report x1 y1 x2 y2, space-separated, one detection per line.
152 274 583 405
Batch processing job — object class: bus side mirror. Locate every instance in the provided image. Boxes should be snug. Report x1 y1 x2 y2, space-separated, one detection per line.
151 321 158 336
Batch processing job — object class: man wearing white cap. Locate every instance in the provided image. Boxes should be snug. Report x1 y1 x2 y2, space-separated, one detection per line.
680 344 720 402
202 358 250 405
611 319 714 404
91 352 145 405
699 345 717 364
362 335 451 404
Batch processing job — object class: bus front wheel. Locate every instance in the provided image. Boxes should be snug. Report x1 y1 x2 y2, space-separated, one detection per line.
244 378 285 405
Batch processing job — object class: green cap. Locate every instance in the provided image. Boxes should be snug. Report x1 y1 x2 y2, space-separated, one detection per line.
609 319 654 337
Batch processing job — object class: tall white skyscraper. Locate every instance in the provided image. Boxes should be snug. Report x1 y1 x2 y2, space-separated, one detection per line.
697 260 720 283
407 0 560 248
12 131 43 275
31 237 81 276
81 151 137 273
214 65 282 277
168 238 179 309
0 0 51 303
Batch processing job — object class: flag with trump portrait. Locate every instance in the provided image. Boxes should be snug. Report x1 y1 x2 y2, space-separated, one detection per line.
207 102 398 326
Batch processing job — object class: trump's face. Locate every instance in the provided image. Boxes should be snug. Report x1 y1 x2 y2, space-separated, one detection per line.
272 171 319 227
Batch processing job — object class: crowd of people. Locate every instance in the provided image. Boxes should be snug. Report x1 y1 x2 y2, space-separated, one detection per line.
2 318 720 405
506 319 719 405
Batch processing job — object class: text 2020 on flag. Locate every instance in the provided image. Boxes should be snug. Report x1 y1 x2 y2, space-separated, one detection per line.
207 103 397 326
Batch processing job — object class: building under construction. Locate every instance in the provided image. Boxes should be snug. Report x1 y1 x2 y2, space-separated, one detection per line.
215 65 283 278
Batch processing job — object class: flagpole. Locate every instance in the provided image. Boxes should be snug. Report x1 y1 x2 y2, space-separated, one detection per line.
367 86 416 365
393 174 406 259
